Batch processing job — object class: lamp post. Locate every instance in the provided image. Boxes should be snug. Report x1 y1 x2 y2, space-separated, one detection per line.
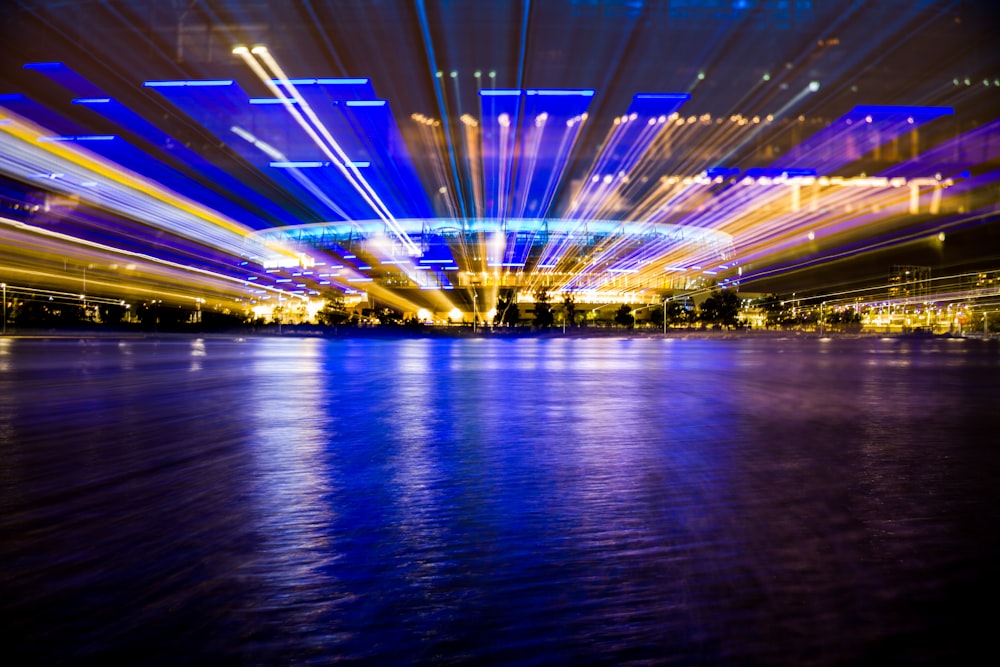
663 296 670 334
473 291 478 333
1 282 6 335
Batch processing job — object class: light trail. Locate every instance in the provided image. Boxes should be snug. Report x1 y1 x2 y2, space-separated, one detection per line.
0 107 300 265
233 46 421 256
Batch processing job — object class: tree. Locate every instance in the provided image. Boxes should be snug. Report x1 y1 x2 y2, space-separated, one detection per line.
562 294 577 327
826 307 862 331
317 294 351 326
650 299 688 326
376 307 403 325
13 299 58 327
700 289 740 328
533 290 554 328
614 304 635 329
495 290 520 326
98 303 128 326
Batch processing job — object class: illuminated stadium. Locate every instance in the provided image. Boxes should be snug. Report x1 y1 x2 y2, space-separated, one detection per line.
0 1 998 323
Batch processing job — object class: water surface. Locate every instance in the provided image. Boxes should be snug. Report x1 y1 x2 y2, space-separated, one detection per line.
1 335 997 665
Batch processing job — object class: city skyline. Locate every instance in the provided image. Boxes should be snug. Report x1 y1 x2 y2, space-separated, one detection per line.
1 1 998 319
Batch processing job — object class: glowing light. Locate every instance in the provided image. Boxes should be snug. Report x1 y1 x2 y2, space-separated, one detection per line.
142 79 233 87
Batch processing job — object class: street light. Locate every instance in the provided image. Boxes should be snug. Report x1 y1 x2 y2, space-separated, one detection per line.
473 291 478 333
1 282 5 335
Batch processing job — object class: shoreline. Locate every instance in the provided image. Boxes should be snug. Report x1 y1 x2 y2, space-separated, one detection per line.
0 326 987 342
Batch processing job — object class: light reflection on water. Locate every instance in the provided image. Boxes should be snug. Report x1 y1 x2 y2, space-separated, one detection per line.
0 335 997 665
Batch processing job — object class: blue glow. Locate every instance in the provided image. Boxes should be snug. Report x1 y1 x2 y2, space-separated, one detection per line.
480 89 523 96
851 105 953 116
71 98 111 104
345 161 371 168
345 100 386 107
706 167 740 178
249 98 298 104
23 62 63 70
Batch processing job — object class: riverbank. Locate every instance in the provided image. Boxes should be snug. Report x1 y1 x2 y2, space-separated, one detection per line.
0 325 987 341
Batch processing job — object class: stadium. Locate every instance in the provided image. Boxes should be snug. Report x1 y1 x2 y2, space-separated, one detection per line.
0 1 997 325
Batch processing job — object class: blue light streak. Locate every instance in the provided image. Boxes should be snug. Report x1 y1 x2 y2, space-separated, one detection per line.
38 135 116 142
706 167 740 178
142 80 234 87
525 90 595 96
269 161 330 168
851 105 953 116
276 78 370 86
415 0 470 219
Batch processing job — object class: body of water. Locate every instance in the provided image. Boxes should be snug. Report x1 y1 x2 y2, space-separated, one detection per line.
1 334 997 665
